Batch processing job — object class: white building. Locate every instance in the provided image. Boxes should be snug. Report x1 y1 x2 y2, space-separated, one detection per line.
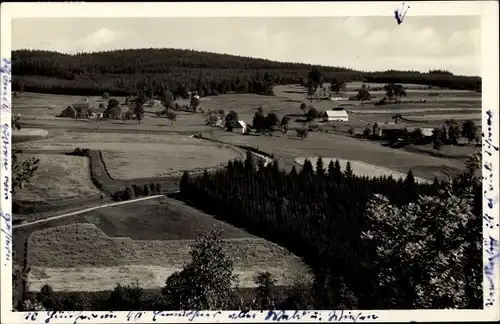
232 120 248 134
323 109 349 122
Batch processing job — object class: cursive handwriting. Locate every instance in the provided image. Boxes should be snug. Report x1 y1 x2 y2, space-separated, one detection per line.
1 58 11 112
21 310 382 323
264 310 379 322
394 2 410 25
152 310 222 322
2 123 8 171
1 211 12 263
26 311 119 324
484 236 500 307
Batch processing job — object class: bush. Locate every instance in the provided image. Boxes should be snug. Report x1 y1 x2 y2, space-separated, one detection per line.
132 185 142 196
143 184 151 196
155 183 162 193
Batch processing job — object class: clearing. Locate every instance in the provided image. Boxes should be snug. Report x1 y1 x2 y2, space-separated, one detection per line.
14 132 245 179
27 221 311 292
14 153 101 204
294 157 431 183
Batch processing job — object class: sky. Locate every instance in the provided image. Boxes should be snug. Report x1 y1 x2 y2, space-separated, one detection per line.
11 16 481 76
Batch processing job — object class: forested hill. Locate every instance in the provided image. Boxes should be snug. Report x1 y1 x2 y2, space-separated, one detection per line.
12 48 481 97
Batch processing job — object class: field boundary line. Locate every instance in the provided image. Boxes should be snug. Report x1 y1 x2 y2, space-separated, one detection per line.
13 195 166 229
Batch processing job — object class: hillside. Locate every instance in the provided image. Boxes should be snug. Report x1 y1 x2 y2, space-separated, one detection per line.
12 48 481 97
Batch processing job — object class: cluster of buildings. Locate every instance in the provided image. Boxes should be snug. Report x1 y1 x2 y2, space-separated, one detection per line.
59 98 135 120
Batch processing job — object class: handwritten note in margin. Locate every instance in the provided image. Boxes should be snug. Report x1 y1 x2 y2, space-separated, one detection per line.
1 57 13 269
483 109 500 310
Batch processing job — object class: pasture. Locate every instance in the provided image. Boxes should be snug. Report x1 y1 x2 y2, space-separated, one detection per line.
14 132 245 180
14 153 101 204
24 197 311 292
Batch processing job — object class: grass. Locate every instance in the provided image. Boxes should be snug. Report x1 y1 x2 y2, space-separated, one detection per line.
26 221 311 292
14 132 245 179
294 157 431 183
14 153 101 203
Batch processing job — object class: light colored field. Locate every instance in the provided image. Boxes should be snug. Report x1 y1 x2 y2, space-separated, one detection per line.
295 156 430 183
27 223 311 292
14 154 100 203
12 128 48 137
14 132 245 179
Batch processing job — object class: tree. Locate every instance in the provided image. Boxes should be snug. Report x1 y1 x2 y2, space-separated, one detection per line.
362 179 477 308
433 136 443 154
108 106 121 119
281 115 290 133
107 98 120 109
308 66 324 89
12 152 39 195
134 102 144 124
225 110 239 131
161 89 175 108
252 111 266 131
371 122 380 138
344 161 353 178
300 102 307 114
363 124 372 137
102 92 110 100
445 119 461 145
254 271 277 310
107 282 143 310
265 113 279 131
36 285 62 310
307 107 319 120
161 227 238 310
166 110 177 125
315 156 325 177
330 77 347 94
12 114 21 130
296 127 309 140
190 96 201 110
461 120 477 144
347 127 355 137
356 87 371 103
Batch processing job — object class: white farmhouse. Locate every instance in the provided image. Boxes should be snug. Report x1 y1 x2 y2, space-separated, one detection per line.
323 109 349 122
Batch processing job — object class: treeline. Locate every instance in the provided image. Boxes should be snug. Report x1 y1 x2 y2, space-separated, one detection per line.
177 152 482 309
12 48 481 97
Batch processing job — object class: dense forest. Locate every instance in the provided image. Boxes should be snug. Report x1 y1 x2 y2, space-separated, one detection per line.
176 153 483 310
12 48 481 97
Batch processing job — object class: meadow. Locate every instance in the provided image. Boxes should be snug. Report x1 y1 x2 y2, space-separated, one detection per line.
22 197 311 292
14 153 101 204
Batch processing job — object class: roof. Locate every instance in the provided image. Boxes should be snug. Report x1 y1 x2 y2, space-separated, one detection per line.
324 110 349 118
70 102 91 112
233 120 247 129
90 107 105 113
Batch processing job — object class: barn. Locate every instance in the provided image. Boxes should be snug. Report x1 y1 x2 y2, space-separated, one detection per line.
60 102 91 119
323 109 349 122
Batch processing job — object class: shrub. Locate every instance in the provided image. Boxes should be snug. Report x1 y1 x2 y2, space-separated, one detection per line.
132 185 142 196
155 183 162 193
143 184 151 196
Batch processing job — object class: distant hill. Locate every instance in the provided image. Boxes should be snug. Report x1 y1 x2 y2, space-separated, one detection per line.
12 48 481 97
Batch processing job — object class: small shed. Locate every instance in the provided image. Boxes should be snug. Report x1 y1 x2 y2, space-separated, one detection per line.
323 109 349 122
232 120 248 134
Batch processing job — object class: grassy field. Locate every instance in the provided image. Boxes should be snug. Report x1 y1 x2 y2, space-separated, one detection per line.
25 197 311 292
295 157 431 183
14 132 245 179
14 153 101 203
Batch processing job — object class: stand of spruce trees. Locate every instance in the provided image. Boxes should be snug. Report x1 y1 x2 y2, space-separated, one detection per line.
178 153 479 309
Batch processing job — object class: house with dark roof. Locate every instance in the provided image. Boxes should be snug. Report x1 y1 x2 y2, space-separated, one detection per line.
60 102 91 119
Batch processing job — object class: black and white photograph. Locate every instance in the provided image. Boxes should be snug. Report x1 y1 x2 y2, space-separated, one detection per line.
1 1 499 322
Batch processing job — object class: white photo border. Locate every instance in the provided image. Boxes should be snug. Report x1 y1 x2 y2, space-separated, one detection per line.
1 1 499 323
